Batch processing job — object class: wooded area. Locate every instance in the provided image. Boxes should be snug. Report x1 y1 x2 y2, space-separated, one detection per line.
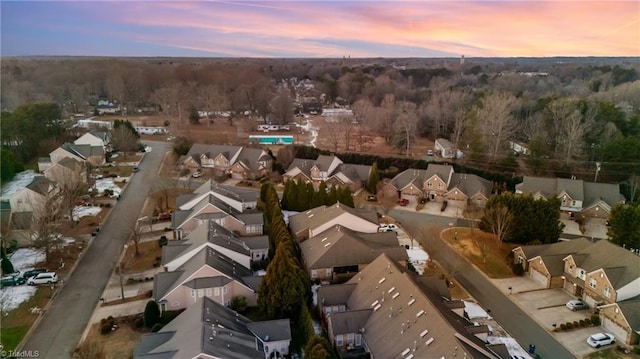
1 57 639 189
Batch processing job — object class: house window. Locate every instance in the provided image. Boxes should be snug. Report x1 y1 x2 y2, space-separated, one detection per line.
336 335 343 346
571 200 577 207
427 182 433 189
517 256 524 264
589 278 597 289
311 270 317 278
206 288 212 297
264 345 269 353
578 269 586 280
604 286 611 298
438 183 442 189
214 288 220 296
191 289 196 297
198 289 204 298
561 198 567 206
223 286 228 294
326 268 332 277
355 334 362 346
347 333 354 344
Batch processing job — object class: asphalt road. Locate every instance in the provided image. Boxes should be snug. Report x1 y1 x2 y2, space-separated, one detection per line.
391 209 576 359
21 141 170 358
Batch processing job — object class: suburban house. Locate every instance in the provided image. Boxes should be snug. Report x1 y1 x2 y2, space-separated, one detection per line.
96 103 121 115
179 144 273 180
299 225 408 281
153 246 261 311
515 176 625 219
316 254 473 359
171 181 263 239
2 176 58 214
383 165 492 208
562 240 640 345
595 300 640 346
435 138 456 158
73 131 111 152
134 297 291 359
288 202 379 241
43 157 87 185
163 220 269 272
40 142 105 172
509 141 529 155
511 238 594 287
283 155 372 190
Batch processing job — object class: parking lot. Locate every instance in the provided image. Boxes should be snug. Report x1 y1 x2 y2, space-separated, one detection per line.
492 277 613 357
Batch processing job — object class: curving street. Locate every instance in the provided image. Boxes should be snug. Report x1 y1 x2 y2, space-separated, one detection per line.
391 209 576 359
20 141 170 358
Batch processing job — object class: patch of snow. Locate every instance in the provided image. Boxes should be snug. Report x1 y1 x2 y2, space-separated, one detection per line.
406 248 429 275
281 210 299 225
311 283 320 306
1 170 39 197
72 206 102 221
464 300 491 320
487 336 532 359
1 248 46 312
254 270 266 276
93 178 121 197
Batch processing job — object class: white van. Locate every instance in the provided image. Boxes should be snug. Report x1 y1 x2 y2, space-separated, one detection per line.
27 272 58 285
268 125 279 131
257 125 270 132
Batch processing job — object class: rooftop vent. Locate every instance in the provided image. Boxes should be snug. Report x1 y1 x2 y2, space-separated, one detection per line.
401 348 411 356
408 299 416 306
420 329 429 338
416 310 425 318
373 304 382 312
379 277 386 284
324 242 331 247
388 287 396 293
425 337 434 346
392 292 400 299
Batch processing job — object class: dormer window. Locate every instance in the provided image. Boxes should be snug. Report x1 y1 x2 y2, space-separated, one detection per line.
604 286 611 298
427 182 432 189
578 269 586 280
589 278 596 289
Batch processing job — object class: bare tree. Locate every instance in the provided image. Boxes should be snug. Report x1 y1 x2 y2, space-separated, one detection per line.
128 216 145 257
558 109 588 166
110 125 139 158
417 224 465 281
482 205 513 244
30 190 65 263
545 98 576 158
55 160 90 226
323 123 342 153
378 190 398 216
201 85 229 123
338 114 356 151
270 86 293 125
476 92 517 160
392 101 418 156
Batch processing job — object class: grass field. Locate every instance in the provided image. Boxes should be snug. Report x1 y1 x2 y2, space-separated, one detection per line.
0 286 55 351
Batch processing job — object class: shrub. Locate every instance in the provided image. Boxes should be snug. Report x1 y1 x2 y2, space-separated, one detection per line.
560 323 567 331
100 323 112 335
146 290 153 298
134 317 144 328
159 236 168 247
566 322 574 330
573 321 579 328
441 201 448 212
512 263 525 276
144 300 161 328
591 315 601 326
229 296 248 314
633 345 640 355
150 323 163 333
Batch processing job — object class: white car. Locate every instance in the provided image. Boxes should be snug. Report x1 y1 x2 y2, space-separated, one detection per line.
27 272 58 285
566 299 588 311
192 171 202 178
587 333 615 348
378 223 399 233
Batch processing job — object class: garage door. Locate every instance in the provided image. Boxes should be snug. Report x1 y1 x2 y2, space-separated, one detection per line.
529 268 548 287
602 316 628 344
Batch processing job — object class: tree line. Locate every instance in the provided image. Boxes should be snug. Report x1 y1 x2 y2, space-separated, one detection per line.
281 179 354 212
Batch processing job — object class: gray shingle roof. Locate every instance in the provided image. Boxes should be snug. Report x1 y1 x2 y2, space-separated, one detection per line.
516 237 593 260
300 225 407 270
569 239 640 289
285 158 314 178
618 300 640 331
517 176 624 208
448 173 492 198
234 148 271 172
313 154 341 171
246 319 292 342
25 176 55 196
323 254 469 359
424 164 454 185
288 203 379 236
317 283 357 306
583 182 626 208
194 180 258 203
134 297 269 359
328 309 372 335
389 168 429 190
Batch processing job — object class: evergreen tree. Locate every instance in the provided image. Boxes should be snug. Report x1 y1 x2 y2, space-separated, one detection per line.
188 106 200 124
305 182 315 209
367 162 380 194
328 186 339 205
281 180 291 210
312 182 328 208
340 187 354 207
258 240 309 319
1 247 15 275
608 203 640 248
304 336 333 359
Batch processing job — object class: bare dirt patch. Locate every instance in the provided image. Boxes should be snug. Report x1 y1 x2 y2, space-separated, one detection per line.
122 240 162 273
82 315 146 359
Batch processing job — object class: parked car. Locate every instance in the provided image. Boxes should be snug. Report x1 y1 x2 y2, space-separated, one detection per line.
587 333 615 348
192 171 202 178
22 268 47 280
1 274 26 287
132 166 140 173
427 149 434 156
398 198 409 206
366 195 377 202
157 212 172 222
27 272 58 285
566 299 589 311
378 223 399 233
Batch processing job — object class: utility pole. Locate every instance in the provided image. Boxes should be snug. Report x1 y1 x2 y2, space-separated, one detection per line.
594 162 601 183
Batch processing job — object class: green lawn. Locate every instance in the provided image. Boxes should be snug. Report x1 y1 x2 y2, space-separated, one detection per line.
0 286 54 351
585 347 640 359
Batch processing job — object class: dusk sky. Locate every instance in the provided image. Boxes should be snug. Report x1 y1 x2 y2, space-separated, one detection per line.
1 1 639 58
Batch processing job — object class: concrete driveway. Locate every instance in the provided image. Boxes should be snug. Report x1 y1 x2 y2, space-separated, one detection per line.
493 276 606 358
583 218 608 239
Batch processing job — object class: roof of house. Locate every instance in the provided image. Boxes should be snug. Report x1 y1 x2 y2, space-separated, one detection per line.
323 253 470 359
155 247 256 301
514 237 594 260
328 309 372 335
516 176 624 208
60 143 104 159
56 157 84 171
234 148 272 172
183 144 243 167
435 138 454 148
425 164 454 185
285 158 315 178
536 254 570 276
288 203 379 236
194 180 258 203
89 131 110 142
317 283 357 307
25 176 56 196
313 154 342 172
300 225 407 269
329 163 372 184
448 173 492 198
618 300 640 331
389 168 428 190
568 239 640 289
135 297 285 359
